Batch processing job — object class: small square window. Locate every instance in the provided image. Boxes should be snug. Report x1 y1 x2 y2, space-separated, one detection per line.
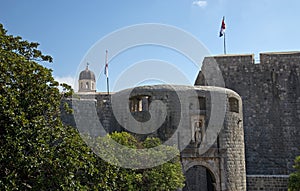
229 97 239 113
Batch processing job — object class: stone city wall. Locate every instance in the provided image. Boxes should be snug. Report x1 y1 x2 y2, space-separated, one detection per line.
246 175 289 191
196 52 300 176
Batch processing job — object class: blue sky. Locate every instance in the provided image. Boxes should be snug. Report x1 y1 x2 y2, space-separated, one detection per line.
1 0 300 92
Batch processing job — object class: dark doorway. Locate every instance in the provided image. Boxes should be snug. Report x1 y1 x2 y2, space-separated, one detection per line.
183 165 216 191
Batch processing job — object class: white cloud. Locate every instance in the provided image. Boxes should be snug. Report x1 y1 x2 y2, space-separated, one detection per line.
54 76 77 92
193 0 208 8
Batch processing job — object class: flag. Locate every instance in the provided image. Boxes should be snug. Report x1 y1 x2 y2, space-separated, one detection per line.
219 17 226 37
104 50 108 78
104 63 108 77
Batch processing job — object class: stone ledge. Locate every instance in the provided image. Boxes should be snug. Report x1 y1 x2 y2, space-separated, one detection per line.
247 175 289 178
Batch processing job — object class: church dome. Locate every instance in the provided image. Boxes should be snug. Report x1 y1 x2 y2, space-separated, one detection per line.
79 65 95 81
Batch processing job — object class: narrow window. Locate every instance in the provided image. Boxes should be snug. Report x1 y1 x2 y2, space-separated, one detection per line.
129 98 138 112
138 99 143 112
198 97 206 110
229 97 239 113
86 82 89 89
141 96 149 111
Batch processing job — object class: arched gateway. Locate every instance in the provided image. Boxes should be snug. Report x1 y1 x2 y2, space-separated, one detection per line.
183 161 219 191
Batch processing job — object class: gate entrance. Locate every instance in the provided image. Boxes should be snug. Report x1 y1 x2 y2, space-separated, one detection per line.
183 165 216 191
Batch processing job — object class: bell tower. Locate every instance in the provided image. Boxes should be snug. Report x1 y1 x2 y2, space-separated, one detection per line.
78 63 96 92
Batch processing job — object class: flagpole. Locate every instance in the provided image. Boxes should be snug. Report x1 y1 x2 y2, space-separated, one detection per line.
107 75 109 95
105 50 109 95
219 16 227 54
224 32 227 55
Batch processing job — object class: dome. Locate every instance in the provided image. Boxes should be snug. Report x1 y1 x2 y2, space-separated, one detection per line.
79 66 95 81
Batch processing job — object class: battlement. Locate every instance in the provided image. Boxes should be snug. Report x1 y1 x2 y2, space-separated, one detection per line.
204 54 255 66
260 51 300 64
204 51 300 66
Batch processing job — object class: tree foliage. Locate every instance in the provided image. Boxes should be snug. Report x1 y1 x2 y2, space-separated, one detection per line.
94 132 185 191
289 156 300 191
0 23 99 190
0 23 185 190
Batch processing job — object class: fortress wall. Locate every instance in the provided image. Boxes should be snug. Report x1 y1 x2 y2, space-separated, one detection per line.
246 175 289 191
113 85 184 141
196 52 300 176
62 85 247 190
61 94 122 135
260 52 300 64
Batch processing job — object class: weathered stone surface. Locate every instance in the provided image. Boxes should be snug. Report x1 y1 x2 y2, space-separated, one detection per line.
61 51 300 190
246 175 289 191
196 51 300 190
62 85 246 191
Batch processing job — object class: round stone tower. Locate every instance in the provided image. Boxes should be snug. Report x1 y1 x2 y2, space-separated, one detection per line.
78 64 96 92
112 85 246 191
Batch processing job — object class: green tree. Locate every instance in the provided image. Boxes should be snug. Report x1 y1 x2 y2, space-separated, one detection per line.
94 132 185 191
0 23 101 190
289 156 300 191
141 137 185 191
0 23 185 190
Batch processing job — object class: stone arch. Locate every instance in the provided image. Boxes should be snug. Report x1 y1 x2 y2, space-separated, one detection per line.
183 160 220 191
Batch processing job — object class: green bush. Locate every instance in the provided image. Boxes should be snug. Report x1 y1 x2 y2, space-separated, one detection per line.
289 156 300 191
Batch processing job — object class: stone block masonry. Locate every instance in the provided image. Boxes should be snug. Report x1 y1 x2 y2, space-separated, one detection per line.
196 51 300 190
60 51 300 191
61 85 247 191
246 175 289 191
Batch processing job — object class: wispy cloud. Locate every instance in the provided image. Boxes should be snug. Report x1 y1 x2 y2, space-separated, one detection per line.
193 0 208 8
54 76 77 92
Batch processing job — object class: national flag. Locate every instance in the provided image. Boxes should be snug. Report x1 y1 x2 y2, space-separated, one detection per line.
104 63 108 77
219 17 226 37
104 50 108 78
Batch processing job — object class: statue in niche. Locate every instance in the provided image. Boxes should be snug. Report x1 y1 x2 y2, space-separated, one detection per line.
194 120 203 147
